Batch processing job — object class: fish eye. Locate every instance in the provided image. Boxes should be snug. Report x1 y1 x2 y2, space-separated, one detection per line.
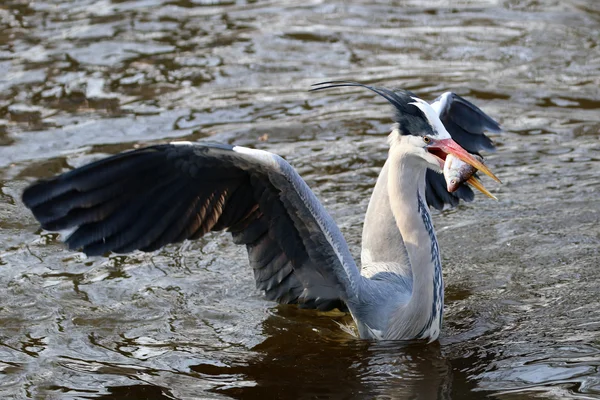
423 136 431 144
451 179 456 184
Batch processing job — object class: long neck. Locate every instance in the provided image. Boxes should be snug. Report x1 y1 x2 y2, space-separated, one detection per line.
361 160 412 278
384 145 444 341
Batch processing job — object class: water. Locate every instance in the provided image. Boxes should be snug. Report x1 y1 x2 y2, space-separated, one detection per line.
1 0 600 398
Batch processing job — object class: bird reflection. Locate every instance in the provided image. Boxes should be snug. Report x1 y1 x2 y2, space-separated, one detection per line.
193 306 453 400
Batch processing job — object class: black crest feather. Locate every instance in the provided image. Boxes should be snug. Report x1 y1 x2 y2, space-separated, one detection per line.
310 81 435 137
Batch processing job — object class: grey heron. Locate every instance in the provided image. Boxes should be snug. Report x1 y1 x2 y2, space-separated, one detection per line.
21 82 501 342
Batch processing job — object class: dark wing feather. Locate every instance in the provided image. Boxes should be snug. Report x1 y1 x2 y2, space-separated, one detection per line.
426 92 501 210
436 92 501 154
425 170 475 211
22 142 361 311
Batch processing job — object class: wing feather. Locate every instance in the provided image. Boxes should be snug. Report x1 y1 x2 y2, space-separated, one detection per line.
22 142 361 311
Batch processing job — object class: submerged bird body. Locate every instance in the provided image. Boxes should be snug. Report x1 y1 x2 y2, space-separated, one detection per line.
22 82 501 342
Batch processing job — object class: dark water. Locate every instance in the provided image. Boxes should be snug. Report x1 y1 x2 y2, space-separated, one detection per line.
1 0 600 398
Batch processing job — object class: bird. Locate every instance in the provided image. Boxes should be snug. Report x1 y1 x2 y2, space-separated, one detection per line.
21 81 501 342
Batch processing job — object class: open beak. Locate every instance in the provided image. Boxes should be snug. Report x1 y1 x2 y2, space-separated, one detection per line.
428 138 502 184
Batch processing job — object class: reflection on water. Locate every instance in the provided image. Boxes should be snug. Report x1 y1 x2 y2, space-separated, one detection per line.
1 0 600 398
204 310 456 400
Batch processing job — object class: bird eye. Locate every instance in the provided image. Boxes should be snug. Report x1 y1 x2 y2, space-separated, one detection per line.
423 137 431 144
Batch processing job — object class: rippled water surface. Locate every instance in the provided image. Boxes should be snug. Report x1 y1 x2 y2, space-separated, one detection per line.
1 0 600 398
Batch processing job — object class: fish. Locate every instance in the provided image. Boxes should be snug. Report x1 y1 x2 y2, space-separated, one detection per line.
443 154 497 200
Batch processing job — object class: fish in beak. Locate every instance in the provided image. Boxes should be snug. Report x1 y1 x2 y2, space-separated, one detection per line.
427 138 501 198
443 154 497 200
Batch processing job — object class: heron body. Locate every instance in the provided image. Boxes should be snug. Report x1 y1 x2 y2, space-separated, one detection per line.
22 82 501 342
357 132 444 340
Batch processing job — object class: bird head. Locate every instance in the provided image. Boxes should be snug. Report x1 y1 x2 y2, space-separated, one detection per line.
310 81 500 183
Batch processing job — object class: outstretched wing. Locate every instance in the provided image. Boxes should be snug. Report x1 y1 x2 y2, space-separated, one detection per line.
22 142 362 311
426 92 501 210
